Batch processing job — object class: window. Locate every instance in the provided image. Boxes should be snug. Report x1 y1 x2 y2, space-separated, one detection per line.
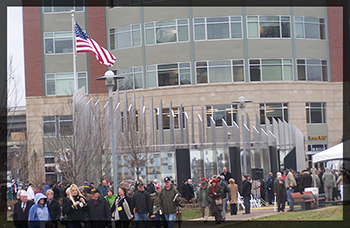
247 15 290 38
147 62 191 88
120 111 138 132
42 0 84 13
295 16 325 40
44 32 73 54
260 103 288 124
196 59 244 84
43 115 73 137
206 104 238 127
307 144 327 152
297 59 327 81
194 16 242 41
306 103 326 124
45 72 87 95
110 24 141 50
145 19 189 45
155 107 185 130
249 59 293 82
114 66 143 90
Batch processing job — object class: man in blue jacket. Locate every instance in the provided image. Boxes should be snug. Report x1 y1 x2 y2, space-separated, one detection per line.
266 172 274 205
98 179 109 197
28 193 51 228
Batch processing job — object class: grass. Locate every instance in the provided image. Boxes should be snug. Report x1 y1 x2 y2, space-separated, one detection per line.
180 208 202 220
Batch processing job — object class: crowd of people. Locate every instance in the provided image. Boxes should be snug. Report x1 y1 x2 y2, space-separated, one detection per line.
9 165 349 227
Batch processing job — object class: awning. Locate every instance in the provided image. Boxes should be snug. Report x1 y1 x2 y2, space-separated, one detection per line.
312 140 350 164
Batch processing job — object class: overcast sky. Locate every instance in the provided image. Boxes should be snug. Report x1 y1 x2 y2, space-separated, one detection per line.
7 7 25 108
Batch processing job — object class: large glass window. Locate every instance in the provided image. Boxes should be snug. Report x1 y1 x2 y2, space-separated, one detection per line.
45 72 87 95
297 59 327 81
247 15 290 38
110 24 141 50
307 144 327 152
206 104 238 127
43 115 73 137
155 107 185 130
44 32 73 54
114 66 143 90
194 16 242 41
260 103 289 124
145 19 189 45
146 62 191 88
196 59 244 84
306 102 326 124
42 0 84 13
294 16 325 40
249 59 293 82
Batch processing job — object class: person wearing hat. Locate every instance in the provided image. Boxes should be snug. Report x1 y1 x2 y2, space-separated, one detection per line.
159 176 182 228
132 182 152 228
13 190 34 228
87 188 111 228
28 192 51 228
217 176 230 221
150 184 166 228
195 181 210 223
208 178 223 224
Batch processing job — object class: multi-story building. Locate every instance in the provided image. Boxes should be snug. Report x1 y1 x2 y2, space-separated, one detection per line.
23 5 344 184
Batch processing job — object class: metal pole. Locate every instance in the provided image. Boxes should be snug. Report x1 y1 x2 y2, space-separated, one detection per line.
108 86 118 194
241 104 247 175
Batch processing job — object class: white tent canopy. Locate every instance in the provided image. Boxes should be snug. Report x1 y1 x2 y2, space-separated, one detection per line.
312 140 350 164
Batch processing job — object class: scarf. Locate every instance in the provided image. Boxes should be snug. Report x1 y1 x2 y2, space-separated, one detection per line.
112 196 133 221
199 187 210 203
211 184 219 200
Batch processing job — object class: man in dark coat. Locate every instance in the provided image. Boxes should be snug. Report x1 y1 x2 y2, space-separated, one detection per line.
181 179 189 202
318 167 325 193
87 188 111 228
147 180 156 194
132 183 152 228
265 172 274 205
13 190 34 228
241 175 252 214
221 167 233 183
186 179 195 202
274 176 287 212
300 170 313 192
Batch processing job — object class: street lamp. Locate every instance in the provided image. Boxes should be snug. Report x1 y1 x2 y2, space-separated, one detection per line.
96 70 124 194
233 96 252 175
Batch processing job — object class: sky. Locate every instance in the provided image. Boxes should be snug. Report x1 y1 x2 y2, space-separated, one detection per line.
7 7 26 108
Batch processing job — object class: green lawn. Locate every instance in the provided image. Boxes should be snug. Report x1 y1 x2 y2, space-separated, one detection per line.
180 208 202 220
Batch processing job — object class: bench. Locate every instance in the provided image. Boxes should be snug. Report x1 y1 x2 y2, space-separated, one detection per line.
303 191 326 207
290 192 314 211
301 191 316 209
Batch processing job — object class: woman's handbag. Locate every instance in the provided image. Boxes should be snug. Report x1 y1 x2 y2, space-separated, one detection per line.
215 199 223 205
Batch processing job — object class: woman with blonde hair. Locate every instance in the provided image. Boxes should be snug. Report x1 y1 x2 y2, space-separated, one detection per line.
62 184 90 228
228 178 238 215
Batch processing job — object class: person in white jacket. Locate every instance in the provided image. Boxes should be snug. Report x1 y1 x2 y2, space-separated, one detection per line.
27 184 35 201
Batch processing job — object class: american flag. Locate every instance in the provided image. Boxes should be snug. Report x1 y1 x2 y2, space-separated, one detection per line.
75 22 116 67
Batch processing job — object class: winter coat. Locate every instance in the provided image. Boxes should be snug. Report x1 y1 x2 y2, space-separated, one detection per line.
266 175 274 191
52 187 60 200
208 184 223 211
241 180 252 198
274 179 287 199
87 196 111 227
312 174 321 189
105 194 117 208
151 192 162 214
336 175 343 190
111 195 133 221
13 200 34 228
300 172 313 191
186 184 195 200
220 181 231 200
181 184 189 200
47 198 61 221
228 183 238 204
195 187 210 207
62 195 90 221
27 186 35 201
132 189 152 214
28 193 51 228
147 182 156 194
98 185 108 197
159 185 182 214
221 171 233 182
285 171 297 188
322 171 335 188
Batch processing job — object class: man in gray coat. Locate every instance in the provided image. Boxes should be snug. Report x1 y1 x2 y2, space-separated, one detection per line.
322 169 335 201
195 181 210 223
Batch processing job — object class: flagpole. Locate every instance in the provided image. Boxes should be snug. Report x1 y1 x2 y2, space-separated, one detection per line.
71 10 78 92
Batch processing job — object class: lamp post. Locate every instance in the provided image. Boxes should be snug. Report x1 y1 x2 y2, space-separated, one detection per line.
233 96 252 175
96 70 124 194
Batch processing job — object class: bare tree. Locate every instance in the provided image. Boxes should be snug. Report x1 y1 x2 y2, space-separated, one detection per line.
118 94 149 181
